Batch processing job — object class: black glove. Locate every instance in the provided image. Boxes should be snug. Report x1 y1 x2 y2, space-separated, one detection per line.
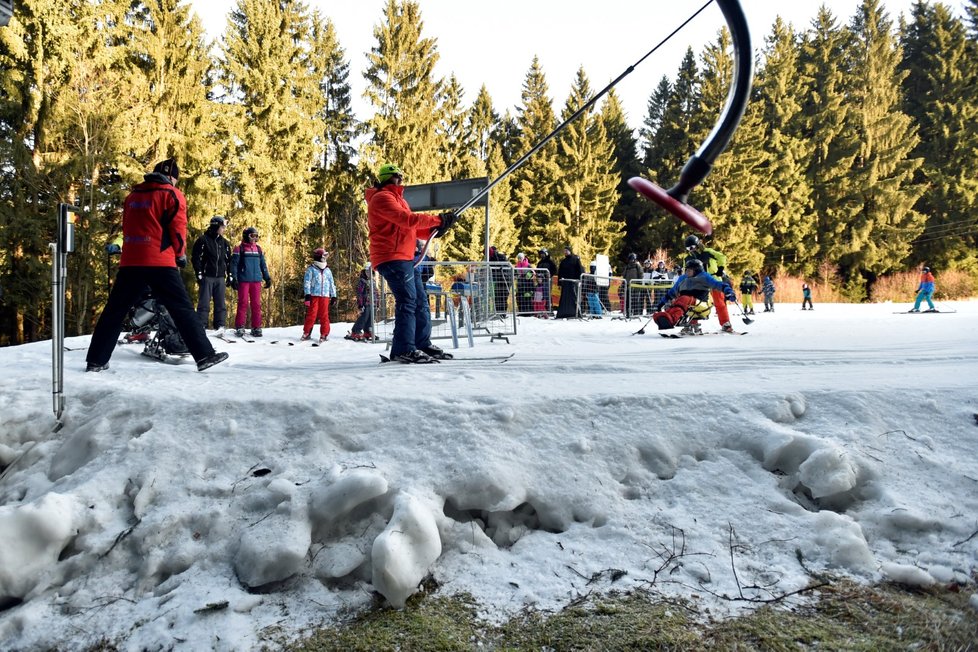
716 266 724 276
264 278 272 289
304 294 311 307
434 212 458 237
176 255 187 268
655 301 666 312
230 280 238 291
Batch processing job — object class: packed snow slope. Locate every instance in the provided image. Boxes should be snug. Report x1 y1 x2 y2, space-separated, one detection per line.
1 301 976 650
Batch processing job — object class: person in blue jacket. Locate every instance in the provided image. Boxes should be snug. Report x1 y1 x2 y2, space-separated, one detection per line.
652 258 735 330
911 266 936 312
762 275 776 312
801 283 813 310
230 226 272 337
302 248 336 342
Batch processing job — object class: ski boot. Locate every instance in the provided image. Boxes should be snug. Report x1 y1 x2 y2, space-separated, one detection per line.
680 320 703 336
250 328 263 337
422 344 453 360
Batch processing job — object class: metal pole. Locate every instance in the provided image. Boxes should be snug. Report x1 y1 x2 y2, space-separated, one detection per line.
52 203 79 427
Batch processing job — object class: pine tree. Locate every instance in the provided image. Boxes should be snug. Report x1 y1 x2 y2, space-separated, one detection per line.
362 0 444 183
839 0 925 298
218 0 322 323
640 76 671 165
307 12 364 291
900 1 978 271
553 67 620 262
508 57 562 250
752 18 816 275
600 90 646 263
692 28 773 276
641 48 701 251
438 74 481 180
799 7 862 280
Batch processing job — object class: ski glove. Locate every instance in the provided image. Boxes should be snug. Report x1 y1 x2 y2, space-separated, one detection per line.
176 255 187 268
304 294 311 307
723 284 736 302
264 278 272 289
434 212 458 237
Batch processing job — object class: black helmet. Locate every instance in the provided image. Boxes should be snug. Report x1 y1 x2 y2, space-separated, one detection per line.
922 266 930 272
684 234 700 250
243 226 259 241
209 216 226 228
627 252 637 262
684 258 704 274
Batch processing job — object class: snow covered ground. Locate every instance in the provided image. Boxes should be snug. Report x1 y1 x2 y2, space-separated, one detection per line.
1 300 976 650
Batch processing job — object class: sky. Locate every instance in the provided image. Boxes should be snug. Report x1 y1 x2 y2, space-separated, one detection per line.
187 0 970 126
1 298 977 649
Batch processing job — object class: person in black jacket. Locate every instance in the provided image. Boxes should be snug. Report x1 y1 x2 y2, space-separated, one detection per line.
536 248 558 311
191 216 232 331
556 246 585 318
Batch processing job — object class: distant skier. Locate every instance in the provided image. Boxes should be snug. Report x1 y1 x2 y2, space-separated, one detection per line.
739 273 757 315
910 266 936 312
301 248 336 343
762 275 776 312
801 283 813 310
651 258 736 331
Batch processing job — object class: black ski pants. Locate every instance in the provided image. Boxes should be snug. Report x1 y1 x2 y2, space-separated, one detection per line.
196 276 228 329
87 266 216 366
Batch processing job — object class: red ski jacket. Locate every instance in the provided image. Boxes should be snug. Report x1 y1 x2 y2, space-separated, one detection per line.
366 184 440 269
120 173 187 267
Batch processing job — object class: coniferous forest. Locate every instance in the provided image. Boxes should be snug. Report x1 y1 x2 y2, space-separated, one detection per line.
1 0 976 344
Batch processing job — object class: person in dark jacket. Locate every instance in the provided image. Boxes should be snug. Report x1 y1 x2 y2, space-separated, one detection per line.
620 252 644 317
801 283 814 310
347 263 380 341
536 248 558 311
230 226 272 337
556 246 585 318
652 258 735 331
191 216 232 331
739 273 757 315
85 158 227 372
762 275 776 312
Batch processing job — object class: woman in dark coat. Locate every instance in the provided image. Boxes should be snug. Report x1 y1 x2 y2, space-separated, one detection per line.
556 247 585 319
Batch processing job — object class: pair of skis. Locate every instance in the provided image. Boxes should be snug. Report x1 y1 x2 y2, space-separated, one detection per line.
378 352 514 365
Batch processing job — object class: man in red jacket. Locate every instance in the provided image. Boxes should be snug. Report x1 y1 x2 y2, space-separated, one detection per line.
86 158 228 372
367 163 456 363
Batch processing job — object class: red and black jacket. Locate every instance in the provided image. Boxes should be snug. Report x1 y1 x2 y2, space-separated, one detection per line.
120 173 187 268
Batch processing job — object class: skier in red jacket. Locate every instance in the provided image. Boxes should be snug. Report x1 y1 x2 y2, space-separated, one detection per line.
86 159 227 372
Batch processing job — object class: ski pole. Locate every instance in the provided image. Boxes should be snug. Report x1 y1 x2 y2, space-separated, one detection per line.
732 299 753 325
417 0 719 266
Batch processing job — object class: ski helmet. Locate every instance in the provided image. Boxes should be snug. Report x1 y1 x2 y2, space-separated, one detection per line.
243 226 259 241
684 234 701 250
684 258 704 274
539 248 549 256
628 252 637 262
922 266 930 272
209 216 226 228
377 163 403 183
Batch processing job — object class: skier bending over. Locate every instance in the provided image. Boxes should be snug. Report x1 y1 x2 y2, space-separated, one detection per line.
652 258 735 331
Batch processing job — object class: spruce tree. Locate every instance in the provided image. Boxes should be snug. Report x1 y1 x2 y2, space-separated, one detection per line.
799 7 862 281
438 74 481 180
218 0 322 322
600 90 646 263
362 0 444 183
900 1 978 271
553 67 620 262
508 57 562 250
641 48 701 251
692 28 773 276
640 76 671 166
840 0 925 298
752 18 816 275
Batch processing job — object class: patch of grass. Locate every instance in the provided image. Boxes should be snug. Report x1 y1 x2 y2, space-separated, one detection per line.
288 581 978 652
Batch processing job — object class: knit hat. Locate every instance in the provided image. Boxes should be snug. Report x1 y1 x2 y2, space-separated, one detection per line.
153 158 179 180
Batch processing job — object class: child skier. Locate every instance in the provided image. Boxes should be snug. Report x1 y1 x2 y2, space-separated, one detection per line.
910 266 936 312
347 263 378 341
301 248 336 343
762 275 776 312
652 258 735 331
739 273 757 315
802 283 813 310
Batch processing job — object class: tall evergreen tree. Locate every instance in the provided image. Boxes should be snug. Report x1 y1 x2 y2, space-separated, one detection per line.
900 1 978 271
362 0 444 183
508 57 561 250
553 67 620 262
641 48 701 251
839 0 925 298
640 76 671 166
799 7 861 281
752 18 816 275
693 28 773 275
600 90 646 263
218 0 322 323
438 74 480 180
308 12 363 290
